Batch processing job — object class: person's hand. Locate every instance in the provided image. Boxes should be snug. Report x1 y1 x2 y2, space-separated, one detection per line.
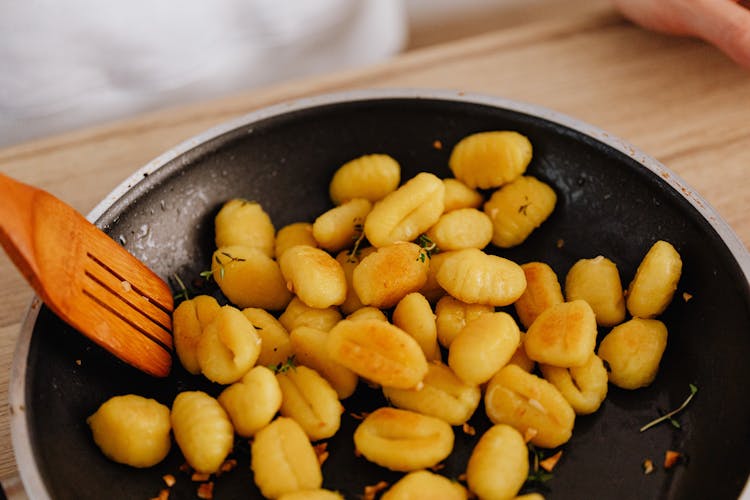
612 0 750 68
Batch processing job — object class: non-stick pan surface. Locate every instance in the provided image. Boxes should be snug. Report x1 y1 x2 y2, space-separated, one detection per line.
10 90 750 499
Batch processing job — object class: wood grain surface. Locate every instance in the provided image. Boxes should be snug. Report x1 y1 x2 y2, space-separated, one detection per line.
1 4 748 483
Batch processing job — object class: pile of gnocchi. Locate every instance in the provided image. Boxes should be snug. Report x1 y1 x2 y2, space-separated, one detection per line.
87 130 683 500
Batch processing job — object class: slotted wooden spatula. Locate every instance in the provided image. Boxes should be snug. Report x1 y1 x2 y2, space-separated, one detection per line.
0 173 173 377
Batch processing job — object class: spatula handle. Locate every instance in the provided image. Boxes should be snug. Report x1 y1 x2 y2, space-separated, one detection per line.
0 173 45 295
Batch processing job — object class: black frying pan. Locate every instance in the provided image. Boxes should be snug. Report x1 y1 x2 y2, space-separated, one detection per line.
10 90 750 499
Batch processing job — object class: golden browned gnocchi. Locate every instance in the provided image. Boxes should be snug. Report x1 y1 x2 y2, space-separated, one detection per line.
436 248 527 306
383 361 481 426
392 292 440 361
218 366 282 437
197 305 261 384
364 172 445 247
485 365 575 448
627 240 682 318
251 417 323 498
513 262 564 330
466 424 529 500
290 326 359 399
329 153 401 205
279 245 347 309
242 307 293 367
312 198 372 252
524 299 597 368
565 256 626 327
425 208 493 251
353 407 454 471
540 354 609 415
448 312 521 385
381 470 468 500
435 295 495 348
87 395 171 468
171 391 234 474
352 242 429 309
597 318 668 389
172 294 221 374
327 319 428 389
483 175 557 248
212 245 292 310
276 365 344 441
214 199 275 257
275 222 318 259
448 130 532 189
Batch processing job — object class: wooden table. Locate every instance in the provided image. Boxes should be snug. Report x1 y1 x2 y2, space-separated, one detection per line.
1 3 749 488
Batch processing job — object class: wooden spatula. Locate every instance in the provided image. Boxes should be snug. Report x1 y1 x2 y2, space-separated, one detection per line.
0 173 173 377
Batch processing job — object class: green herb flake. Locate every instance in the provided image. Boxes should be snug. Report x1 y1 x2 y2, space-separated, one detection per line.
639 384 698 432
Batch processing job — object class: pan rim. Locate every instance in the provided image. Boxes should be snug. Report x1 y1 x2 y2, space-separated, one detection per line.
9 87 750 500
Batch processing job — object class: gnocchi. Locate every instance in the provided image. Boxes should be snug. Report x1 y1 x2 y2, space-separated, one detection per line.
565 256 626 327
218 365 282 437
171 391 234 474
353 407 454 471
329 153 401 205
381 470 468 500
327 319 428 389
364 172 445 247
513 261 563 330
436 248 527 306
483 175 557 248
448 130 532 189
251 417 323 498
214 199 275 257
425 208 493 251
279 245 347 309
352 242 429 309
466 424 529 500
597 318 668 389
627 240 682 318
524 300 597 368
87 395 171 468
276 365 343 441
197 305 261 384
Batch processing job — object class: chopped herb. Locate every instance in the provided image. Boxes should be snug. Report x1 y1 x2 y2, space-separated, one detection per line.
269 355 297 373
526 444 556 485
639 384 698 432
172 274 190 302
348 220 367 262
199 270 214 281
416 234 438 262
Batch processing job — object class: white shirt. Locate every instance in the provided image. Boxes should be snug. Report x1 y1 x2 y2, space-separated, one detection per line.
0 0 407 146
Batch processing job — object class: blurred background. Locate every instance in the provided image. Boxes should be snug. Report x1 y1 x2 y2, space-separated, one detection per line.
0 0 607 148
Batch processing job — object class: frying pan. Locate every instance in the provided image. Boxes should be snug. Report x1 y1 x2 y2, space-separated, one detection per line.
9 89 750 499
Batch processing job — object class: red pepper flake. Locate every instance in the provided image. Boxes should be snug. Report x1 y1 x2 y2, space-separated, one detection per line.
179 462 192 473
433 140 443 150
556 238 565 249
191 472 211 482
197 481 214 499
429 463 446 472
350 411 369 420
682 292 693 302
664 450 682 469
217 458 237 476
462 423 476 436
314 442 330 465
457 473 467 482
75 359 82 366
539 450 563 472
162 474 176 487
642 459 655 475
150 489 169 500
363 481 389 500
